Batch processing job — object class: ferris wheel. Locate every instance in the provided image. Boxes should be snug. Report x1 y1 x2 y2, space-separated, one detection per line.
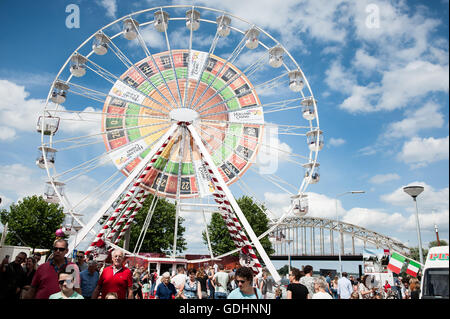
37 5 322 282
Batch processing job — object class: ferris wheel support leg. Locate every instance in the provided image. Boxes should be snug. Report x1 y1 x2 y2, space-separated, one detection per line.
188 125 281 284
68 123 178 254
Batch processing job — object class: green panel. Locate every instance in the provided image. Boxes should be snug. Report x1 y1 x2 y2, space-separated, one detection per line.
105 117 123 128
165 161 179 175
212 79 226 91
226 98 240 110
127 103 140 114
125 116 138 127
223 135 239 149
140 148 150 159
201 72 215 85
213 145 231 164
181 162 194 175
229 123 243 135
138 81 154 95
127 128 140 141
153 157 168 170
220 87 234 100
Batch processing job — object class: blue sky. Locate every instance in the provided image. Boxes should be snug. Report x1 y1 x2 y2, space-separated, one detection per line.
0 0 448 265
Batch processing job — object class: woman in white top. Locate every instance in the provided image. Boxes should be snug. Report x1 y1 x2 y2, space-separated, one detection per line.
358 275 372 299
312 277 333 299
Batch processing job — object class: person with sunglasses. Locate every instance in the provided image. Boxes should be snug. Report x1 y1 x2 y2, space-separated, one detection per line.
49 270 84 299
227 267 263 299
26 239 81 299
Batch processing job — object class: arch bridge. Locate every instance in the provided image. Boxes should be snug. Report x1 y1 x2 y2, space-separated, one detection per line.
269 216 409 261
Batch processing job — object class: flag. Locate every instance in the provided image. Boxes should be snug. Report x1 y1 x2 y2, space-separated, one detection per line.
387 252 405 274
406 260 421 277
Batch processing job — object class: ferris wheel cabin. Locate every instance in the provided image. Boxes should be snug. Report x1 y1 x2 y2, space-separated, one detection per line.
245 28 260 49
306 129 324 151
301 97 317 121
92 32 110 55
154 10 169 32
292 194 309 217
50 81 69 104
44 181 65 204
123 18 139 40
36 146 57 169
288 70 304 92
70 54 87 77
216 15 231 37
36 116 60 136
303 162 320 184
186 9 201 31
268 47 284 68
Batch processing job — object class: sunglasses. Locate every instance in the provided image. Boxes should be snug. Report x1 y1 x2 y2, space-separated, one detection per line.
58 279 73 286
53 247 66 252
236 280 247 284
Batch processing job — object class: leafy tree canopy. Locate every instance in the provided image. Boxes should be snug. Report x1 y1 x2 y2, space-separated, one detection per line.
0 195 65 249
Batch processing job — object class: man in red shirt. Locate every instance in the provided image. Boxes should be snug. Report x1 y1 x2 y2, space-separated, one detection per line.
92 249 133 299
26 239 81 299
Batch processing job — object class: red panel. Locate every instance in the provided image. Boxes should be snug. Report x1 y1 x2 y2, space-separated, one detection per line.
109 136 128 149
165 175 178 195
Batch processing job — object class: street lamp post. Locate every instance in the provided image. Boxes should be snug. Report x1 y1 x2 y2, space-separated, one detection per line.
403 185 425 265
335 191 365 277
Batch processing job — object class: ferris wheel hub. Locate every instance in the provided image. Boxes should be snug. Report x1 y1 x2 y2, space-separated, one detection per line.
169 108 199 124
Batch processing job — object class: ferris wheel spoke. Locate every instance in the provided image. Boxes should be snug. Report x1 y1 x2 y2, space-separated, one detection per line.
52 122 173 181
196 72 289 116
70 169 123 212
191 51 268 113
185 22 221 110
172 127 187 257
57 121 172 152
48 108 169 122
198 96 312 119
248 166 294 196
197 122 309 161
235 179 277 222
133 127 183 254
188 30 249 110
51 120 172 149
160 11 184 109
82 56 173 113
103 29 177 110
66 82 170 116
197 125 299 196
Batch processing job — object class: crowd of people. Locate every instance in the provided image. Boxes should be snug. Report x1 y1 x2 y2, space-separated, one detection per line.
0 240 421 300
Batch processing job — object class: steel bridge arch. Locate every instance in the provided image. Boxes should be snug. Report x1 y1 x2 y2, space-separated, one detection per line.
270 216 409 256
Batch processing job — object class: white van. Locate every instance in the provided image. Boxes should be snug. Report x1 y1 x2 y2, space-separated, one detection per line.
420 246 449 299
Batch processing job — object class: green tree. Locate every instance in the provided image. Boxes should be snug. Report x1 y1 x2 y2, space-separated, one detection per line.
428 240 448 248
0 195 65 249
277 264 290 276
202 196 274 257
121 194 186 254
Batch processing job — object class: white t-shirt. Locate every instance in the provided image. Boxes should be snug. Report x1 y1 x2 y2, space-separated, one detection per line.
312 291 333 299
214 271 229 294
171 273 187 290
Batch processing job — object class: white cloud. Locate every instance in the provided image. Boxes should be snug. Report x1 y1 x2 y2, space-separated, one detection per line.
97 0 117 19
328 137 346 147
0 126 16 141
396 136 449 168
0 80 46 139
369 173 400 184
342 207 405 229
384 102 445 138
381 182 449 212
